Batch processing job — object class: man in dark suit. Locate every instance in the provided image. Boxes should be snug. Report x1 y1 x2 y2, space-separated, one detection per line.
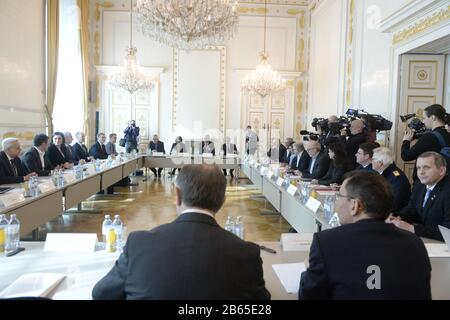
201 134 215 155
372 147 411 214
300 141 330 179
0 138 36 184
390 152 450 241
105 133 118 157
355 142 379 171
299 171 431 300
280 138 295 164
64 132 74 162
267 138 286 163
89 133 108 160
92 164 271 300
290 142 311 172
221 136 238 178
72 131 92 165
339 119 367 168
148 134 166 177
22 134 53 176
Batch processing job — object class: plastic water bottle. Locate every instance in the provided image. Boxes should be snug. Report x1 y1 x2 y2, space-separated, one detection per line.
0 214 8 253
329 213 341 228
58 169 65 187
102 215 113 248
95 159 101 172
113 215 124 251
234 216 245 240
224 216 235 233
323 195 336 221
6 214 20 251
75 165 83 180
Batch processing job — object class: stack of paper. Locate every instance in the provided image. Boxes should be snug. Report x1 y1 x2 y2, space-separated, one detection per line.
424 243 450 258
272 263 306 294
0 273 66 298
281 233 313 251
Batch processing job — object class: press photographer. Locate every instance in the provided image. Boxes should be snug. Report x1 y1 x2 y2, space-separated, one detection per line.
401 104 450 179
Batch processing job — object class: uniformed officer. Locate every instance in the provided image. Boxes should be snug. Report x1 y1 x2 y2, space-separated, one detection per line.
372 147 411 213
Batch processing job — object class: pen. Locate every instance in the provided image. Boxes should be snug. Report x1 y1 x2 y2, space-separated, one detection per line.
6 247 25 257
260 245 277 254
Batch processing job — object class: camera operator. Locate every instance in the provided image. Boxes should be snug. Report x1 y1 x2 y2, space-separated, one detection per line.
339 119 368 168
402 104 450 179
360 114 377 143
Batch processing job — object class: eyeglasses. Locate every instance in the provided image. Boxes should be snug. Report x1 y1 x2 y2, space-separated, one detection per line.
335 192 354 200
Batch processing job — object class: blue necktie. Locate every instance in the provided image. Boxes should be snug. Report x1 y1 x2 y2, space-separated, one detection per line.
422 188 432 208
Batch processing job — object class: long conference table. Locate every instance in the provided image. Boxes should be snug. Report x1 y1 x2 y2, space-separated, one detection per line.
0 155 449 299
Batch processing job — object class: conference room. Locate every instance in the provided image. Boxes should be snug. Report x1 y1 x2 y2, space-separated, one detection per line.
0 0 449 302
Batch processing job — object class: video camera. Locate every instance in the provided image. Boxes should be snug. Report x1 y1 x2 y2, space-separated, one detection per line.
311 118 329 131
400 113 428 139
300 130 320 142
346 109 393 132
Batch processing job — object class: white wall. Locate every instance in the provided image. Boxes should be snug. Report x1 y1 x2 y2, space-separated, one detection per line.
444 55 450 111
308 0 347 120
352 0 394 118
0 0 46 146
379 0 415 20
94 0 303 147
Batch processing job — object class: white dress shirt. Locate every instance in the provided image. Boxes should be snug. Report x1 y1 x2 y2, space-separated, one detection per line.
34 146 46 170
181 208 215 219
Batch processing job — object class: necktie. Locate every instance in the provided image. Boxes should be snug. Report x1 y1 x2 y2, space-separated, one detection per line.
422 188 432 208
10 159 17 176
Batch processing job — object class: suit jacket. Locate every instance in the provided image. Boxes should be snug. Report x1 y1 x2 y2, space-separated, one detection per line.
47 144 72 167
222 143 238 155
299 219 431 300
280 148 293 164
92 212 271 300
397 176 450 241
318 159 352 186
21 147 53 177
0 151 30 184
339 133 367 167
105 142 117 156
89 142 108 160
301 151 330 179
149 141 166 154
267 144 286 163
381 163 411 214
290 151 311 172
170 142 186 154
72 142 90 164
201 141 215 155
355 163 373 171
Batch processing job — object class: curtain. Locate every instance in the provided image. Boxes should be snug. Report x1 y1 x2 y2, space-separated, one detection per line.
78 0 90 147
46 0 59 135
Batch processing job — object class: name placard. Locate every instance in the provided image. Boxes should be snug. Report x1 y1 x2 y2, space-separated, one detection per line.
38 182 56 194
287 184 298 196
152 152 164 156
44 233 98 253
202 153 214 158
306 197 322 213
276 177 284 186
64 173 77 184
0 192 25 208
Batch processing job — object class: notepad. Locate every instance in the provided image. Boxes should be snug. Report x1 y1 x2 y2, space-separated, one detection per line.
0 273 66 299
281 233 313 251
424 243 450 258
272 263 306 294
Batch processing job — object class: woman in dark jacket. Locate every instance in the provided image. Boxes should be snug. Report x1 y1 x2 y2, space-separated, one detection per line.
315 142 352 186
47 132 73 169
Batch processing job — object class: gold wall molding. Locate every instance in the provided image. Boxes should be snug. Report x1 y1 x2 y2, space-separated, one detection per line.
237 7 268 15
345 0 355 107
95 1 114 23
238 0 308 5
393 5 450 45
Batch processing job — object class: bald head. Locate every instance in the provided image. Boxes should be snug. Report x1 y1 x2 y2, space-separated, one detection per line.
328 115 339 123
350 119 364 135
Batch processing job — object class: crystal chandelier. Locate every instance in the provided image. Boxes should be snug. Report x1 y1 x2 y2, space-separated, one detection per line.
242 0 286 98
135 0 239 50
111 0 153 94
